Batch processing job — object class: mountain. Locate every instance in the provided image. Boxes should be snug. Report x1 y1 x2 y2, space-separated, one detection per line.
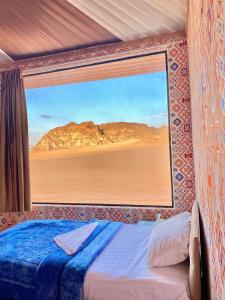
32 121 169 151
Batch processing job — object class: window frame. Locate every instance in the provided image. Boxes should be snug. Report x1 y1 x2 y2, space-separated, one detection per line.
27 51 174 208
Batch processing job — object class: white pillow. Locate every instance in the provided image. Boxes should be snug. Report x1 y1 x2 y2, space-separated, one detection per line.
148 212 192 267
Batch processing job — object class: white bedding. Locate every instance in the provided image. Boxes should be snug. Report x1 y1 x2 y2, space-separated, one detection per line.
84 223 191 300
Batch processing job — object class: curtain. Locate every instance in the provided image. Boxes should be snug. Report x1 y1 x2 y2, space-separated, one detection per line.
0 69 31 212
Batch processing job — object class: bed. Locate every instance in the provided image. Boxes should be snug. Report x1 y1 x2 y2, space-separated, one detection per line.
0 202 201 300
84 223 190 300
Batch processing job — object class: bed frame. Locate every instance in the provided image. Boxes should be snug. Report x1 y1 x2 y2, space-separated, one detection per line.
189 201 201 300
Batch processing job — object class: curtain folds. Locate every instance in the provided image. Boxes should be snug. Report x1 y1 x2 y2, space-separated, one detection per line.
0 69 31 212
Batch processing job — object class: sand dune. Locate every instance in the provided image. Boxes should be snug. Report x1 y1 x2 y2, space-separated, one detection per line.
30 143 172 206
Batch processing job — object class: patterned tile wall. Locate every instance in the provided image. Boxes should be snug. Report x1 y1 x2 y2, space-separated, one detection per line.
0 35 195 231
188 0 225 299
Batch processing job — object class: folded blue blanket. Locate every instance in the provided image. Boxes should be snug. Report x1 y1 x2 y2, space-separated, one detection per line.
0 219 122 300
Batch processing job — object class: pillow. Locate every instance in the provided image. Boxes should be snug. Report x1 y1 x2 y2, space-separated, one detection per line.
148 212 192 267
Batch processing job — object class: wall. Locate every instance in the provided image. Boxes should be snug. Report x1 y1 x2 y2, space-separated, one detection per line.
188 0 225 299
0 34 195 228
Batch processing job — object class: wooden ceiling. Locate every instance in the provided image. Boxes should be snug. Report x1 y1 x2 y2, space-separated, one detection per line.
0 0 119 60
68 0 187 41
0 0 187 65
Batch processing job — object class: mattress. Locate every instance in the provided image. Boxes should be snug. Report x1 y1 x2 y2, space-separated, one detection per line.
84 223 191 300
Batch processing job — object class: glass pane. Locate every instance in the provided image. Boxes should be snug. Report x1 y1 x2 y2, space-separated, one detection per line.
26 53 172 206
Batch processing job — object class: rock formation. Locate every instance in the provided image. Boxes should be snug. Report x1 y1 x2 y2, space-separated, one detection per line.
33 121 169 151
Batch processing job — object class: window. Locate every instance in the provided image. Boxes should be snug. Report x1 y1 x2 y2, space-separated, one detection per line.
25 52 172 206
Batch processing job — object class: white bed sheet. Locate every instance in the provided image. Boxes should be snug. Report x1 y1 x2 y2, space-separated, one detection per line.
84 223 191 300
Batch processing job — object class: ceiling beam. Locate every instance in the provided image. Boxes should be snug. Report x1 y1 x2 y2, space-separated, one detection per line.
0 49 13 65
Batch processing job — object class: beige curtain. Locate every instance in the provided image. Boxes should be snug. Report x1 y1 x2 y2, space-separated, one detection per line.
0 69 31 212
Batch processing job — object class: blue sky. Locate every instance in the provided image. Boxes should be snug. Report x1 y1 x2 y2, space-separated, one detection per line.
26 71 168 146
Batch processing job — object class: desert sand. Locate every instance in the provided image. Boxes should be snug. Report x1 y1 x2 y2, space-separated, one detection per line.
30 143 172 206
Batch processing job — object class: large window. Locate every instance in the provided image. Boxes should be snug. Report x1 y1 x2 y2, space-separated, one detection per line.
25 53 172 206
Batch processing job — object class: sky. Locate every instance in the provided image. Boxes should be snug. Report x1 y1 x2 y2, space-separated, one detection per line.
26 71 168 146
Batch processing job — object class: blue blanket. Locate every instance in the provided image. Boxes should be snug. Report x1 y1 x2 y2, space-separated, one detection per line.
0 219 122 300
